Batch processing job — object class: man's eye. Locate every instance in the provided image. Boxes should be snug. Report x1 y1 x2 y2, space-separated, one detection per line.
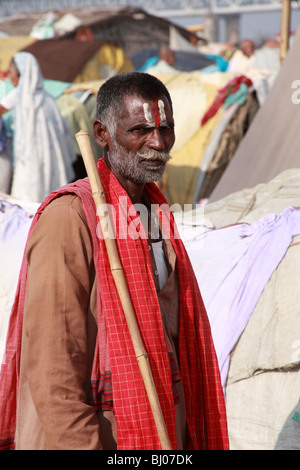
160 125 174 133
131 127 152 135
129 125 174 135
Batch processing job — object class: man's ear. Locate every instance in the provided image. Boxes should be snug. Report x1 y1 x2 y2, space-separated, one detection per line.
93 119 110 149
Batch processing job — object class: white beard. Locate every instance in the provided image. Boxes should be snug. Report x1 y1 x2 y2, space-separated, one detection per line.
108 142 171 184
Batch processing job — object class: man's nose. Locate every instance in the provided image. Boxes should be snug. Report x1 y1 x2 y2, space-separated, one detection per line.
148 128 165 150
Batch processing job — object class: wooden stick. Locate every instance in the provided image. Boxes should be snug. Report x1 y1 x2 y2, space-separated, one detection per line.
280 0 291 64
75 130 172 450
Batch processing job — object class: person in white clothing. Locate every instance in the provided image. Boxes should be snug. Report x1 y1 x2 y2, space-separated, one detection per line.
145 46 179 76
0 52 76 202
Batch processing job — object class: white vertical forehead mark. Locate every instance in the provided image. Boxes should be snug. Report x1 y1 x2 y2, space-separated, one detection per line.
143 103 152 123
158 100 166 122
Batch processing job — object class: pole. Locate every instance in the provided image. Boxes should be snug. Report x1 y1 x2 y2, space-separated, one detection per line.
280 0 291 64
75 130 172 451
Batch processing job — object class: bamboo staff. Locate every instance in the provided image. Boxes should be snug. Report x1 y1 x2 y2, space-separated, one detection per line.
75 130 172 450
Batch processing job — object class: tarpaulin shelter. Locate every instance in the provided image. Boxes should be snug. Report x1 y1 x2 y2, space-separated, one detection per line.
0 37 36 72
209 24 300 202
0 5 206 84
21 38 132 83
0 36 132 84
0 6 204 63
205 169 300 450
176 167 300 449
56 6 205 58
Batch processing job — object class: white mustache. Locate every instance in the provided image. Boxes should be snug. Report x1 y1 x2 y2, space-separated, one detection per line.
137 150 172 163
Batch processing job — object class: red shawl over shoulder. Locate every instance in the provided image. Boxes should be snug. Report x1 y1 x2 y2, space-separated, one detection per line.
0 158 229 450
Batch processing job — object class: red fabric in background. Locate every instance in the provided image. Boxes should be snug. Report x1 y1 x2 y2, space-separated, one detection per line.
201 75 253 126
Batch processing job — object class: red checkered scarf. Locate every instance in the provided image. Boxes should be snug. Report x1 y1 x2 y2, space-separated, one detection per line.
0 158 228 450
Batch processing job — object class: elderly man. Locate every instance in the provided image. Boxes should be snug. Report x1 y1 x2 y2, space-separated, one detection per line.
0 72 228 450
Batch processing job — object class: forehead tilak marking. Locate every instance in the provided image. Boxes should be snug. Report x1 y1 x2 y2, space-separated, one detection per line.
158 100 166 122
143 103 152 123
142 100 167 126
154 100 167 127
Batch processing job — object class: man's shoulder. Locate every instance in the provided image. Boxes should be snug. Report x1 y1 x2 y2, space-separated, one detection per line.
46 192 83 209
42 193 86 224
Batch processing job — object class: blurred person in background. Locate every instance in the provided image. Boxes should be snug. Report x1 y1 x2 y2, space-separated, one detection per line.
228 39 256 74
0 52 76 202
144 45 178 75
0 116 12 194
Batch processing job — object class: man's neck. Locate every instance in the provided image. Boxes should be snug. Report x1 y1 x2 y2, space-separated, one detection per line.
127 185 145 205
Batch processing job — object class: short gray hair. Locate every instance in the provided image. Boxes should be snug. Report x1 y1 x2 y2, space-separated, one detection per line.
95 72 173 137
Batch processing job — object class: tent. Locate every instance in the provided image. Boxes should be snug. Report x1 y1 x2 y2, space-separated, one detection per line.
54 6 205 58
209 23 300 202
0 34 133 83
175 168 300 449
0 36 36 72
0 6 204 61
21 38 133 83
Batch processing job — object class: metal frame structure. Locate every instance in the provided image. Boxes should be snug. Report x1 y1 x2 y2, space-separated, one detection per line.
0 0 291 18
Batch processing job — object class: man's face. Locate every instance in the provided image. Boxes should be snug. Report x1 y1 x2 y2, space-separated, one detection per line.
107 94 175 184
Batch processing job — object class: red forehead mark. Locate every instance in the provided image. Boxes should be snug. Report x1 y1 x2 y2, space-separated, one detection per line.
154 102 160 127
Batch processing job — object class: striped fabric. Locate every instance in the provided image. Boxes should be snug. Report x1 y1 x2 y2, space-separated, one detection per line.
89 351 181 411
0 157 229 450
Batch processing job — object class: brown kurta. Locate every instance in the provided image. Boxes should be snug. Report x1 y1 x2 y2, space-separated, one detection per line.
15 193 185 450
